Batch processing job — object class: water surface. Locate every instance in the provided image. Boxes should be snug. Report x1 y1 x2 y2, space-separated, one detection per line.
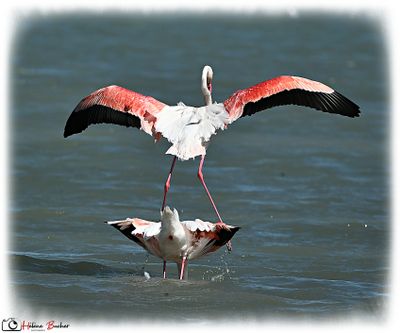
11 13 388 322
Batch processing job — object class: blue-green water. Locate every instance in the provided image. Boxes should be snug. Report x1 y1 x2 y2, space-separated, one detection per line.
11 13 388 321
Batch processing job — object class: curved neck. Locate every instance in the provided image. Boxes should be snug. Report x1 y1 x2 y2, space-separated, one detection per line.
203 92 212 106
201 66 213 106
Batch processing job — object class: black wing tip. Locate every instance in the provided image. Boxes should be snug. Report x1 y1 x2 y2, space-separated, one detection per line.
231 226 241 233
109 222 134 230
331 90 361 118
63 109 89 138
63 127 77 138
63 126 84 138
63 116 73 138
242 88 361 119
63 104 141 139
63 118 79 137
107 221 141 243
215 225 241 246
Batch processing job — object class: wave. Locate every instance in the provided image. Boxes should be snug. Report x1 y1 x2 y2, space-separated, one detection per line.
10 254 138 276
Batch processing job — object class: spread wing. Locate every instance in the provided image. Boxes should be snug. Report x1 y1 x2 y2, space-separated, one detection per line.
64 85 167 138
106 218 162 258
223 76 360 122
182 220 240 259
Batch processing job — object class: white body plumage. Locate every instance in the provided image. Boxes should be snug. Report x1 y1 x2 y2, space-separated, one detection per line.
158 207 188 261
155 103 229 160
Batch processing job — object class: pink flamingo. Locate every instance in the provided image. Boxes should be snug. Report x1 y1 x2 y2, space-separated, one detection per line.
64 65 360 233
107 206 239 280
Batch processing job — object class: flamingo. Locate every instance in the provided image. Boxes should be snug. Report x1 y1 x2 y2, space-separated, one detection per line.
64 65 360 236
107 206 240 280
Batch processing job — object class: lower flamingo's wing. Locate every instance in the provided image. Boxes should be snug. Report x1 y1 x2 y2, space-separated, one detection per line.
64 85 167 138
106 218 162 258
223 76 360 122
182 220 240 259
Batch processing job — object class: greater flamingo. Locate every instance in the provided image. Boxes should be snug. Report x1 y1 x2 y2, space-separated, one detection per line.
64 65 360 234
107 206 239 279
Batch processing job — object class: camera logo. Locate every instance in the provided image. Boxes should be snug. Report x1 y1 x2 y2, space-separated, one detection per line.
2 318 21 331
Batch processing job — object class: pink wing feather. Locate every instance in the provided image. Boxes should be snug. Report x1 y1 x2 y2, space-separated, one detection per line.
223 75 360 121
182 221 240 259
107 218 162 258
64 85 167 138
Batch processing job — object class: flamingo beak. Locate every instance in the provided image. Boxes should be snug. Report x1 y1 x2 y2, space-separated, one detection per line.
207 80 212 94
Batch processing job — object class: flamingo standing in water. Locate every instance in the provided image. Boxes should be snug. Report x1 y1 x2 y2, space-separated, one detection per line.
64 65 360 239
107 206 239 279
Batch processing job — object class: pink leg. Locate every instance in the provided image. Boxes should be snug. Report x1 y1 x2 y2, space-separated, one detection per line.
198 155 232 251
179 256 187 280
163 260 167 279
161 156 177 211
197 155 224 223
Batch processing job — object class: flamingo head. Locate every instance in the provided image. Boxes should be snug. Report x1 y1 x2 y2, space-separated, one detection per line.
201 65 213 105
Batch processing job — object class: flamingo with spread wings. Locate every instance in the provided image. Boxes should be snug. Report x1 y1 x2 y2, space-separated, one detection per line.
64 65 360 233
107 206 240 280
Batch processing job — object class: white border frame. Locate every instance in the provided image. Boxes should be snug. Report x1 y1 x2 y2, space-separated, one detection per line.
1 1 398 332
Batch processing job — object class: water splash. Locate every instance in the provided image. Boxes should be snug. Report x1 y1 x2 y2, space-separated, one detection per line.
202 250 234 282
140 253 150 277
